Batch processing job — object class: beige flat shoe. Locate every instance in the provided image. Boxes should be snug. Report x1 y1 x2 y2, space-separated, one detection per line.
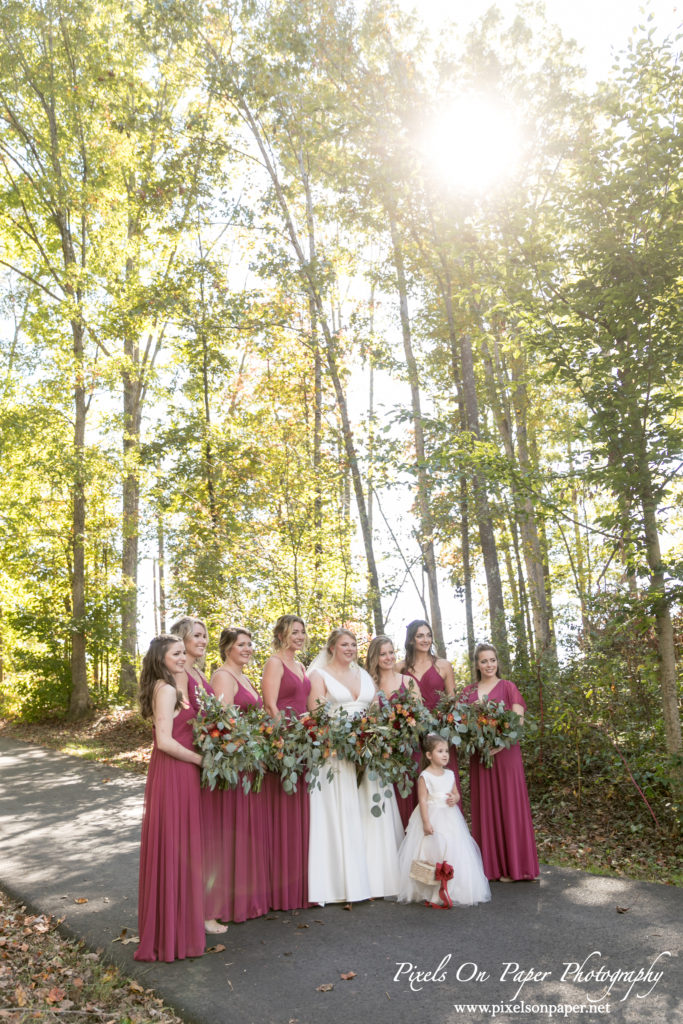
205 919 228 934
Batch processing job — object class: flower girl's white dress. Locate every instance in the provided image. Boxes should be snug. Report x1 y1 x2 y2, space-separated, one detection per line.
397 768 491 906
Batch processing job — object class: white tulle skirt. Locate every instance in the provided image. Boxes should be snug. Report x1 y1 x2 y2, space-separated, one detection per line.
398 799 491 906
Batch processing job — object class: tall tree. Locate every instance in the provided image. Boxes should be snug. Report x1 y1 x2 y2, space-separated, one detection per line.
531 32 683 764
0 0 125 716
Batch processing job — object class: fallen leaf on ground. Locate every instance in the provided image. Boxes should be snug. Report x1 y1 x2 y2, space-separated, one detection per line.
46 987 66 1003
616 906 629 913
340 971 356 981
316 983 334 992
74 898 88 904
296 923 309 929
206 944 226 954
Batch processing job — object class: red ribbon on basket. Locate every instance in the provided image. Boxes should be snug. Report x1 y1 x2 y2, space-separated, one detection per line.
424 861 454 909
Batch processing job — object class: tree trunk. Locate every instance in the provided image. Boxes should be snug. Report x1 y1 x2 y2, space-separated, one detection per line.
459 473 476 672
239 107 383 631
120 301 141 698
67 318 90 720
200 326 220 533
388 209 445 656
158 519 167 634
508 345 557 663
638 466 682 763
482 335 556 665
433 255 509 671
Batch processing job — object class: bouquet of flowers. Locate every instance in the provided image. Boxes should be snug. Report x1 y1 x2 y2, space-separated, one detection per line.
262 705 336 794
432 691 467 749
193 689 268 793
374 688 435 797
458 697 526 768
327 704 416 811
299 705 336 791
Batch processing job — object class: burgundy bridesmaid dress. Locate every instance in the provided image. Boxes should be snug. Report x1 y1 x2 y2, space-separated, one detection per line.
395 664 462 828
462 679 539 881
263 660 311 911
135 695 205 962
198 676 270 923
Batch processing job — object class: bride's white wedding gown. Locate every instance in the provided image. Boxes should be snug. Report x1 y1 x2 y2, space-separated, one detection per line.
308 667 404 905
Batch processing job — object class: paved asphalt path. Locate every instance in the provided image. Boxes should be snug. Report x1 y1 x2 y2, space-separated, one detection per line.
1 737 681 1024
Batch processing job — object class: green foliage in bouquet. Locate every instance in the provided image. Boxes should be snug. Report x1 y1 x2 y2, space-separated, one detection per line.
327 698 426 810
432 691 468 748
193 690 268 793
459 698 533 769
374 688 435 798
261 706 336 794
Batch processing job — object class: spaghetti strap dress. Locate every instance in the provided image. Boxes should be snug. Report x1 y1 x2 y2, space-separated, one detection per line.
263 660 311 910
396 664 462 828
135 692 205 962
462 679 539 881
197 675 270 923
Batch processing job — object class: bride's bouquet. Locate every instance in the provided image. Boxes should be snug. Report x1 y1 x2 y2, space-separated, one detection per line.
330 704 416 808
193 690 269 793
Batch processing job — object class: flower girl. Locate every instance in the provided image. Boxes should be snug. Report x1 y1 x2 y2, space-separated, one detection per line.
397 734 491 908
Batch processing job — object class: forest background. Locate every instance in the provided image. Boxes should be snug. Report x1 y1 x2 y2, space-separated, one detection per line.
0 0 681 877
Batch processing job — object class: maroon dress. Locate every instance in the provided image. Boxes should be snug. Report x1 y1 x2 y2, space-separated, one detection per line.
462 679 539 881
396 664 462 829
135 692 205 962
263 659 311 910
197 675 271 923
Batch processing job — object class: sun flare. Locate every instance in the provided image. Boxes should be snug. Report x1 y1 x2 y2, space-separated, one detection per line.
419 95 521 193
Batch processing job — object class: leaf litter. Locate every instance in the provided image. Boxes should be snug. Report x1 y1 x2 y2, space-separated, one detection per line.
0 887 184 1023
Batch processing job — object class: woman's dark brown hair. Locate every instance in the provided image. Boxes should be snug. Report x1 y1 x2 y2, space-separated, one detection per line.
219 627 252 662
403 619 435 674
473 642 498 682
139 635 184 719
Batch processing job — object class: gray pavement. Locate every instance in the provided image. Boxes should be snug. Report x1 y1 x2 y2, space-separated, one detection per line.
0 736 681 1024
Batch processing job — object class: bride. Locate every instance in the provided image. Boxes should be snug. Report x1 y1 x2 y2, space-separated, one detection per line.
307 628 403 905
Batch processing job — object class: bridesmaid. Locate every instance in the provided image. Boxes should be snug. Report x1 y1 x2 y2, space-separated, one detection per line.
169 616 226 934
202 627 270 923
398 619 462 812
261 614 311 910
135 634 205 962
461 642 539 882
366 635 422 828
169 616 210 692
